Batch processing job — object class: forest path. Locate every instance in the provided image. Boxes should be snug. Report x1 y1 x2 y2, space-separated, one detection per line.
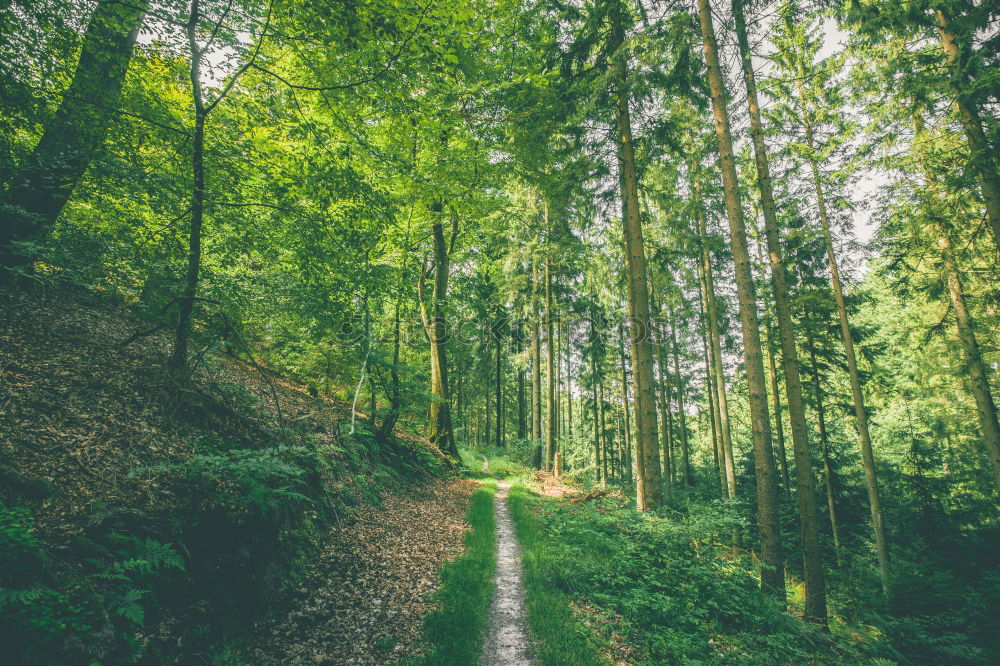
481 480 535 666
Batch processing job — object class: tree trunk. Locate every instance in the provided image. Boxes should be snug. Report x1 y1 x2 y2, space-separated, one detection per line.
618 325 633 483
599 376 609 483
376 300 403 442
610 5 662 510
545 208 556 471
694 163 736 497
912 113 1000 496
697 257 727 498
418 212 458 458
591 321 603 483
734 0 825 624
517 321 527 440
697 0 785 601
939 230 1000 493
566 324 574 440
755 234 793 498
797 86 889 594
1 0 149 271
807 333 843 568
170 6 209 378
532 262 543 466
934 9 1000 260
667 303 691 486
496 330 503 448
650 277 674 487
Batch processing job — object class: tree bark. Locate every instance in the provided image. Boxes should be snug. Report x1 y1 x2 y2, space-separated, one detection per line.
649 277 674 487
697 0 785 601
618 324 634 483
697 256 727 498
169 3 208 378
734 0 825 624
1 0 149 271
755 234 793 498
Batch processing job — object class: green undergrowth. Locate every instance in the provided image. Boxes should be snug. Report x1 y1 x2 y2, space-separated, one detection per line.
507 484 895 665
402 479 497 665
2 415 446 665
508 482 608 665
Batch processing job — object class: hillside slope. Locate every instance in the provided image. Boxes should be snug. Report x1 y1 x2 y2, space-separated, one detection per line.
0 289 450 665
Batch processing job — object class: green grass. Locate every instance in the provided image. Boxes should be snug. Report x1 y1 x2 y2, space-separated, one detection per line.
507 483 608 666
458 446 530 478
402 479 497 665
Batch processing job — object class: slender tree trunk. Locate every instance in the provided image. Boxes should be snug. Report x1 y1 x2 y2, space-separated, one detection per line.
788 27 890 594
566 326 574 440
556 314 563 440
532 263 543 466
496 331 503 448
734 0 825 623
698 258 727 498
418 212 458 458
755 234 793 498
797 103 889 595
485 354 492 447
545 207 556 471
667 303 691 486
1 0 149 271
599 376 609 483
650 277 674 487
618 325 634 483
609 5 662 509
591 321 603 483
934 9 1000 260
694 163 736 497
697 0 785 600
170 6 208 378
912 113 1000 495
517 321 527 440
376 300 402 442
939 231 1000 493
807 332 843 568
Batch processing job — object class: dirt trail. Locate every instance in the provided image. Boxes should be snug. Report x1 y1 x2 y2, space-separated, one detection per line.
481 480 535 666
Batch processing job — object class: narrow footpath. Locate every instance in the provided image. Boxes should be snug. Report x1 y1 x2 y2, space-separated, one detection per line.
481 480 535 666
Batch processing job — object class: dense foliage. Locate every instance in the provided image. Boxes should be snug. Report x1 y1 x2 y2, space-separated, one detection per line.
2 0 999 662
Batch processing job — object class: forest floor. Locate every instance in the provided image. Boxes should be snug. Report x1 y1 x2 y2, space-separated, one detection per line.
231 478 478 665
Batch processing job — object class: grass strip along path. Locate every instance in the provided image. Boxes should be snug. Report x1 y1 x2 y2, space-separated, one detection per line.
404 479 497 665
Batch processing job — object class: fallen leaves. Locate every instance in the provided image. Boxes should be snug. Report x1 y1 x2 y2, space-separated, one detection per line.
242 479 478 665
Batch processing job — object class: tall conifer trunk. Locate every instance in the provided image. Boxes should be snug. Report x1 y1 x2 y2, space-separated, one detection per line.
789 12 890 595
733 0 825 623
608 1 662 509
696 0 785 600
694 163 736 497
